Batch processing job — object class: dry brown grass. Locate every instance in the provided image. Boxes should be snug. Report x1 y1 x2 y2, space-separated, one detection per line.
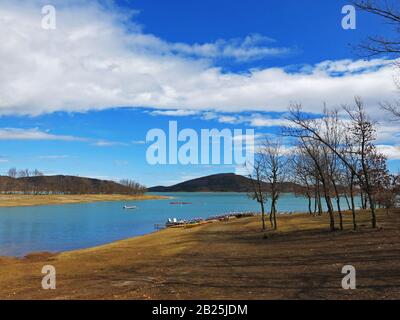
0 194 166 207
0 208 399 300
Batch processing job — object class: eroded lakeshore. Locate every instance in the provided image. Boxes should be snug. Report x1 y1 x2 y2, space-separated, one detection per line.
0 209 399 300
0 194 167 207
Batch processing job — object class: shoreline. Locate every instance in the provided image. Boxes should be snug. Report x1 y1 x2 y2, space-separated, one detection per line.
0 207 386 258
2 211 260 259
3 210 302 260
0 208 359 258
0 193 168 208
0 208 398 299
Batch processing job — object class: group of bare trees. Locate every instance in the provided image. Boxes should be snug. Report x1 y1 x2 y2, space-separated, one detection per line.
7 167 43 178
286 98 398 231
119 179 147 194
248 99 399 232
248 139 287 231
0 168 146 195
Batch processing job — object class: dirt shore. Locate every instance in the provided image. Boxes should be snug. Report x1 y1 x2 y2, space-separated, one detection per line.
0 208 399 300
0 194 166 207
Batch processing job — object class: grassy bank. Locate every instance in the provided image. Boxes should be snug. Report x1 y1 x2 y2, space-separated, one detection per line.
0 194 166 207
0 209 399 299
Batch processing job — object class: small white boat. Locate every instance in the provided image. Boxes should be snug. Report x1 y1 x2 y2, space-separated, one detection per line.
166 218 186 227
123 205 137 210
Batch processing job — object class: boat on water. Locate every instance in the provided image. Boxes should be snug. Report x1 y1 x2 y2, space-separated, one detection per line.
165 218 186 227
123 205 137 210
165 212 257 227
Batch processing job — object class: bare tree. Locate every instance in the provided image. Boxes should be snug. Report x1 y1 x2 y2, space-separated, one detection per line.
8 167 17 178
292 149 316 215
352 0 400 120
343 98 379 228
119 179 147 195
31 169 44 177
285 98 380 229
261 138 287 230
381 102 400 121
247 155 269 231
342 132 361 230
18 169 30 178
367 150 392 213
353 0 400 58
322 109 345 230
300 137 336 231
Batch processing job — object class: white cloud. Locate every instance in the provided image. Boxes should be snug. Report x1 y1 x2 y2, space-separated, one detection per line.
241 114 291 127
132 140 146 145
202 112 239 124
314 59 394 74
376 121 400 145
201 112 291 127
0 128 85 141
0 1 399 117
377 145 400 160
150 109 199 117
37 155 70 159
91 140 128 147
167 34 293 61
0 127 126 147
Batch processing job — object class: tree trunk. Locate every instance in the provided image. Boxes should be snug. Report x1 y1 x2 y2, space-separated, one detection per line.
332 181 343 230
350 176 357 230
260 200 266 231
367 190 377 228
272 200 278 230
361 149 377 228
318 193 323 215
307 194 312 215
360 190 366 209
269 206 274 228
314 189 318 213
344 193 351 210
325 195 335 231
321 179 335 231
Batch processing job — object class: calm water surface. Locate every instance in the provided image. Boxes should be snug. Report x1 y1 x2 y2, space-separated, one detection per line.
0 192 353 256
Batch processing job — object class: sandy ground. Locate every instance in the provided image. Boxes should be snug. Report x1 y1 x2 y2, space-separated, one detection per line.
0 208 399 300
0 194 166 207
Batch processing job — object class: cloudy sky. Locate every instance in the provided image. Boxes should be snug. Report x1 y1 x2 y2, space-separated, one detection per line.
0 0 399 186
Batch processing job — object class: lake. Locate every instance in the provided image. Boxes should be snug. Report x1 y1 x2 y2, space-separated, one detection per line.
0 192 354 256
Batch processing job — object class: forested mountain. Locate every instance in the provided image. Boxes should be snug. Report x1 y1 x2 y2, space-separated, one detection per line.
148 173 299 192
0 175 146 195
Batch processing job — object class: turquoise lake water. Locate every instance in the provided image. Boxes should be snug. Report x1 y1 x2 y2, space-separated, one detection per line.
0 192 355 257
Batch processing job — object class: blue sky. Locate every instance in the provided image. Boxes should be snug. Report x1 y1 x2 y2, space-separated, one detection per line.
0 0 399 186
126 0 387 67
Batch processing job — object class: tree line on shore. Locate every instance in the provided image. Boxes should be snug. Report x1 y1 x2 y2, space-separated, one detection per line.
0 170 146 195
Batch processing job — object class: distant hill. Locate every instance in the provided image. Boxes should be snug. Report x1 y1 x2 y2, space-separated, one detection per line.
148 173 299 193
0 175 145 195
